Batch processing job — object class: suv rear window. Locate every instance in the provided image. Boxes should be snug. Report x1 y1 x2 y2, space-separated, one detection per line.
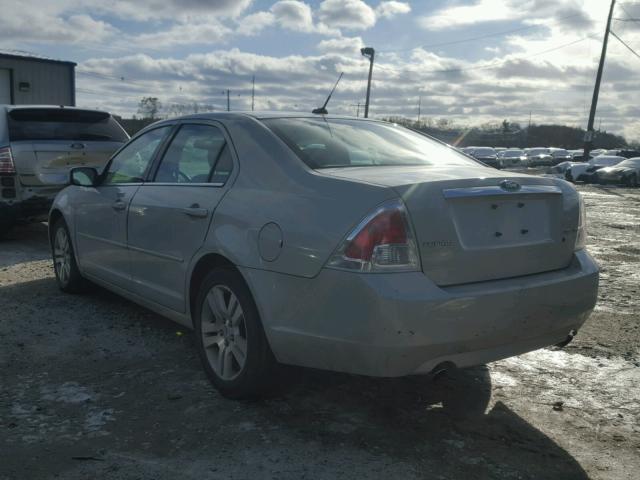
8 108 128 142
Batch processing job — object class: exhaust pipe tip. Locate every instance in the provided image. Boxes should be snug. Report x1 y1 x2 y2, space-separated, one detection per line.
430 361 457 379
554 329 577 349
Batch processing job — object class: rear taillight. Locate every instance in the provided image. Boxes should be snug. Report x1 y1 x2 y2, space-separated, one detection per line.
0 146 15 174
575 194 587 251
326 199 420 272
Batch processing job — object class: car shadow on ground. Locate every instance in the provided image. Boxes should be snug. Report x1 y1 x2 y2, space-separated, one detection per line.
258 366 589 479
2 278 589 479
0 222 51 268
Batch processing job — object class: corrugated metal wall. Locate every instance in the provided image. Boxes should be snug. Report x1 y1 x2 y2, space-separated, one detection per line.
0 55 75 106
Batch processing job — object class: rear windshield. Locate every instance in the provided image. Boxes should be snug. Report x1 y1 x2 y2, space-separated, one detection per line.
472 147 496 156
262 118 477 169
502 150 523 157
8 108 128 142
529 148 550 156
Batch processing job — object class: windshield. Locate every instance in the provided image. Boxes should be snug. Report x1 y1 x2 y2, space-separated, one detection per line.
8 108 129 142
262 118 478 169
529 148 550 156
502 150 523 157
590 156 624 165
472 147 496 156
552 149 569 157
617 158 640 168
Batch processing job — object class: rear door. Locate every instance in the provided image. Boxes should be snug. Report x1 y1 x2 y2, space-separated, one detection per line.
74 126 172 289
6 108 128 186
127 122 235 312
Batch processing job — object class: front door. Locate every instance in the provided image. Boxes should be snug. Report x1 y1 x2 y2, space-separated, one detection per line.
127 122 235 312
74 126 172 288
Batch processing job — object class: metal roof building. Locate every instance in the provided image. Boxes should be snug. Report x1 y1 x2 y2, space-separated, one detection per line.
0 52 76 106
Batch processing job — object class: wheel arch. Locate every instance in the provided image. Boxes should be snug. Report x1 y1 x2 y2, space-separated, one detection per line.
48 208 65 245
188 252 244 321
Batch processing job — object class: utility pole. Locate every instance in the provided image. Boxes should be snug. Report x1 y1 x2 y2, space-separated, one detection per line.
350 103 361 117
417 96 422 123
360 47 375 118
251 76 255 111
584 0 616 160
226 89 230 111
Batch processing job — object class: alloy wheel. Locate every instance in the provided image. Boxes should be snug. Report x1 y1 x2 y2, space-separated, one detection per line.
200 285 248 381
53 228 71 285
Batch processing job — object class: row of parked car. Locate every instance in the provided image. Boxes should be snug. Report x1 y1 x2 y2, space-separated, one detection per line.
460 146 640 172
548 155 640 186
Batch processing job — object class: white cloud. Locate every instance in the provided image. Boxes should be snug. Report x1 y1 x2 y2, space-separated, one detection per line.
236 11 276 36
0 8 118 46
94 0 253 22
317 0 376 31
317 36 365 53
376 1 411 19
271 0 315 32
133 21 234 48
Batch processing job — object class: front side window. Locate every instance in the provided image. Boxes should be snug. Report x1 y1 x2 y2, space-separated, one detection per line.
103 126 171 184
263 118 477 169
154 124 228 183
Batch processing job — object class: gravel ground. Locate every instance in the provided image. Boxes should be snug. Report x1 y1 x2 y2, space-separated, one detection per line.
1 183 639 480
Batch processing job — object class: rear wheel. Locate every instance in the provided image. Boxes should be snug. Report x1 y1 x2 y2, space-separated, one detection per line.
626 174 638 188
52 219 85 293
194 268 277 399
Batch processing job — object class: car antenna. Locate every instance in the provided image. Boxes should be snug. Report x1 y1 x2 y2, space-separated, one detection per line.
312 72 343 115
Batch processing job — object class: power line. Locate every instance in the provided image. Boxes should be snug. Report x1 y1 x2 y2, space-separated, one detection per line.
375 35 595 76
610 30 640 60
379 13 585 53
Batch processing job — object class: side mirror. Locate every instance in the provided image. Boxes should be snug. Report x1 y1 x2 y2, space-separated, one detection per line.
70 167 98 187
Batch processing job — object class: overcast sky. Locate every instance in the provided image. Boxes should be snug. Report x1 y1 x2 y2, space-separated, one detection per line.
1 0 638 140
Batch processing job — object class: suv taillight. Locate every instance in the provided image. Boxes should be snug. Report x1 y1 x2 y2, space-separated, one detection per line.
0 146 15 174
326 199 420 273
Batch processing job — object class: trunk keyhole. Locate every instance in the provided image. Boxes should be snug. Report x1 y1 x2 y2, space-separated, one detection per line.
495 232 503 237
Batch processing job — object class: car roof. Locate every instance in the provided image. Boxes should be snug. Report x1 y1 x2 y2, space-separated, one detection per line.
152 111 377 123
0 104 113 115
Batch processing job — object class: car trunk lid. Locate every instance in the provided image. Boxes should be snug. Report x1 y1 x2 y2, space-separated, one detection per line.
321 166 578 285
12 141 120 186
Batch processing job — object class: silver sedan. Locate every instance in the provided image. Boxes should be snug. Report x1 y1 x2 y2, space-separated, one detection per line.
49 113 599 398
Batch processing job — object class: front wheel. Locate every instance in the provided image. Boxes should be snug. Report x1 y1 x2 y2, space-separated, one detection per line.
51 219 86 293
194 268 277 399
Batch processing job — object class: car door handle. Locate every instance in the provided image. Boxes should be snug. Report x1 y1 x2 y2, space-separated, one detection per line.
182 205 209 218
112 200 126 211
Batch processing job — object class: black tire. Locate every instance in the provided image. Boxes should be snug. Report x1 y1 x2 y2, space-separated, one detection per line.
51 219 86 293
194 268 277 399
627 174 638 188
0 221 14 239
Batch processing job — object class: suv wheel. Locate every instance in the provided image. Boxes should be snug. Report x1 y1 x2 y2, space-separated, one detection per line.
194 268 277 399
52 219 85 293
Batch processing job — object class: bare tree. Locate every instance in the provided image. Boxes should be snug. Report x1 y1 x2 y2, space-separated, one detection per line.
137 97 162 120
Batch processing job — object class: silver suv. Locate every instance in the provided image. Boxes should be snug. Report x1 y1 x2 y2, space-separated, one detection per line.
0 105 128 233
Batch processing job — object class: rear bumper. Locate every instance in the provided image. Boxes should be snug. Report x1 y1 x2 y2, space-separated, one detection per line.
0 182 58 225
242 249 599 377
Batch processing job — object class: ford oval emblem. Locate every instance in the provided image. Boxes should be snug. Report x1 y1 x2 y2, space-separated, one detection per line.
500 179 521 192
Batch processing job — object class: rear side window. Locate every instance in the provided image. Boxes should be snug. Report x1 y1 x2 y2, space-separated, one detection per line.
7 108 128 142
